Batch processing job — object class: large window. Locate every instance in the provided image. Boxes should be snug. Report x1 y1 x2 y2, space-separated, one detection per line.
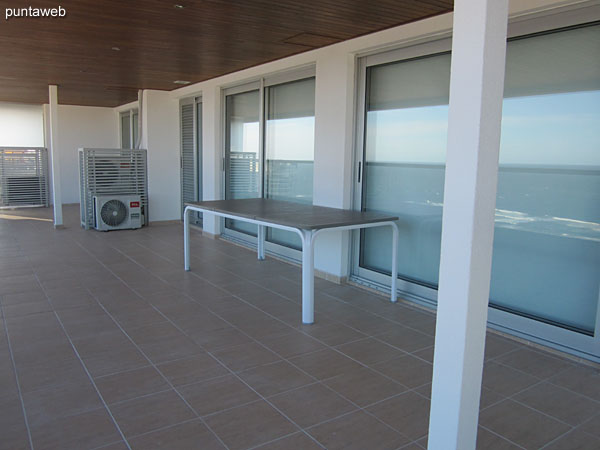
223 74 315 252
355 23 600 359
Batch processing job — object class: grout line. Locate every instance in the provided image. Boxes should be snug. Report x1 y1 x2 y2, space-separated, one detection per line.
26 276 133 450
477 424 527 449
94 247 328 449
1 304 35 450
75 281 231 449
50 317 133 448
12 215 595 450
111 240 420 446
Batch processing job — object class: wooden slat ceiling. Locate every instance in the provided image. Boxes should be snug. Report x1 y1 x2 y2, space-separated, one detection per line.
0 0 453 107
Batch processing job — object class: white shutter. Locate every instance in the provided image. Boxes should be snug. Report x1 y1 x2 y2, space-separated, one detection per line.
180 101 201 224
0 147 49 207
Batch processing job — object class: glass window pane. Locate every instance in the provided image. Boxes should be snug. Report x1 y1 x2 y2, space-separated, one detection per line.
360 24 600 334
120 113 130 149
490 25 600 334
225 90 260 235
265 78 315 249
361 53 450 287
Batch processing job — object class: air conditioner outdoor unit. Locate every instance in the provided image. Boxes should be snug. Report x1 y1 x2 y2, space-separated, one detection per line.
94 195 142 231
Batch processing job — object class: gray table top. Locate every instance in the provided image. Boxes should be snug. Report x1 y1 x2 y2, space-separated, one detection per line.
185 198 398 230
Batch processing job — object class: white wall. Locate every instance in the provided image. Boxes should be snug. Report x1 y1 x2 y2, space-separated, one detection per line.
165 0 587 279
141 90 181 222
43 104 118 204
0 102 44 147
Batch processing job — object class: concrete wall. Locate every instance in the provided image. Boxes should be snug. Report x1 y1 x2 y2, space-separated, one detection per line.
0 102 44 147
43 104 118 204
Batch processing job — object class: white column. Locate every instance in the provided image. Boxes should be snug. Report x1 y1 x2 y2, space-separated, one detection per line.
428 1 508 449
48 85 63 227
313 51 355 279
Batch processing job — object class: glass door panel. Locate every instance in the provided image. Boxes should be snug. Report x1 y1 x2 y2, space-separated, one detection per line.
361 53 450 287
224 89 260 235
264 77 315 249
359 24 600 335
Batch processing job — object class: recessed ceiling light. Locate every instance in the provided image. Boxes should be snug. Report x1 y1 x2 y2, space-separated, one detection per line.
174 4 184 9
173 80 191 85
111 47 120 51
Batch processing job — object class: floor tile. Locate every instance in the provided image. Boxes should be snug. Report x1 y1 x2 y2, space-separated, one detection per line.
259 330 326 359
129 419 225 449
29 407 122 450
373 326 434 353
336 337 404 366
579 413 600 439
307 410 409 450
514 381 600 426
482 361 540 397
22 379 102 426
84 347 149 378
549 365 600 402
238 360 314 397
497 348 573 379
289 348 363 380
476 427 521 449
95 366 169 404
543 428 600 450
269 383 356 428
367 391 430 441
156 353 229 387
204 400 297 450
479 399 571 449
177 374 259 416
297 322 367 346
212 341 280 372
252 432 323 449
109 389 195 438
323 366 406 407
372 354 433 389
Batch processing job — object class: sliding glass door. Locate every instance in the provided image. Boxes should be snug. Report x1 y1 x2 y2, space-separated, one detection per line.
264 78 315 249
354 23 600 359
224 88 261 235
223 74 315 254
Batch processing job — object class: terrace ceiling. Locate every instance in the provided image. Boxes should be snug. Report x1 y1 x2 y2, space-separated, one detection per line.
0 0 453 107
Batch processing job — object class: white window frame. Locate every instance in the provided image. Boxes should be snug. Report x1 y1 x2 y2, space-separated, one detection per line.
220 67 316 263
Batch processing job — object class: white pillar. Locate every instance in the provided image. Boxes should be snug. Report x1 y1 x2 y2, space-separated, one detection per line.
428 1 508 449
48 85 63 227
313 50 355 279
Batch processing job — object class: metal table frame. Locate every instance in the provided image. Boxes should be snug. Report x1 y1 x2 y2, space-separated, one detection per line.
184 203 399 324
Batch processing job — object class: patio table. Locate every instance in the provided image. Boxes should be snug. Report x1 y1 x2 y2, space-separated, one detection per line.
184 198 399 324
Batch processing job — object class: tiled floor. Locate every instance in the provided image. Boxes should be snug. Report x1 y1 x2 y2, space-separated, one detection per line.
1 205 599 450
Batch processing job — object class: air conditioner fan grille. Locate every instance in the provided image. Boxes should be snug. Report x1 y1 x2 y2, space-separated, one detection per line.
100 199 127 227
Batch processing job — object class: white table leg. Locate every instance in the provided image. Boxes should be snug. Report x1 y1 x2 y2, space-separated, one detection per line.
390 221 399 302
300 229 315 324
184 207 191 271
257 225 266 260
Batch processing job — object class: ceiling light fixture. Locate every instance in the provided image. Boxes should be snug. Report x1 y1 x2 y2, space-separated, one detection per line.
173 80 191 85
174 4 184 9
111 47 120 51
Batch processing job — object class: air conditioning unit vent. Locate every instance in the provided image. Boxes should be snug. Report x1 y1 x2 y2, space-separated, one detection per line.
94 195 142 231
79 148 147 229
